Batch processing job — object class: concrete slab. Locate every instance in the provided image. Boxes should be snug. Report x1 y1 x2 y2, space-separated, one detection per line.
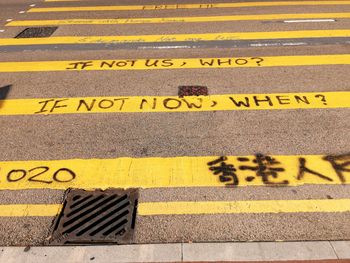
2 241 350 262
0 244 182 263
182 241 338 261
331 241 350 259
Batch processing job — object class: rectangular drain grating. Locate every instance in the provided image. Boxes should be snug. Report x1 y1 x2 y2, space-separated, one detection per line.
47 188 138 245
178 86 208 97
15 27 58 38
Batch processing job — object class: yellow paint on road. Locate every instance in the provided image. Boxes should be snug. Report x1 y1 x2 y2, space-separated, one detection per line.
0 54 349 73
6 13 350 26
1 199 350 217
45 0 78 2
0 92 348 116
1 30 350 46
28 1 350 12
43 0 350 1
0 154 348 190
43 0 350 2
138 199 350 215
0 204 62 217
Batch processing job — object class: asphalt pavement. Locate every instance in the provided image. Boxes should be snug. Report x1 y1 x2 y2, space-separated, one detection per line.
0 0 349 247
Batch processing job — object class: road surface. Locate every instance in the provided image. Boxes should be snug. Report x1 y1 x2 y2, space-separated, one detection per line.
0 0 349 246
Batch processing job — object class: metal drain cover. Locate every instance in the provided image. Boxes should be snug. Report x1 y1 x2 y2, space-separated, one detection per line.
178 85 208 97
48 188 138 245
15 27 58 38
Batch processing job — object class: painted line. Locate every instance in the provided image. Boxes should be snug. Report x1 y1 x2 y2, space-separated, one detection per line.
138 199 350 215
0 92 348 116
1 199 350 217
284 19 336 22
3 37 349 51
6 13 350 26
0 204 62 217
152 45 191 49
0 154 348 190
0 54 349 73
28 1 350 12
44 0 350 1
282 42 306 46
49 0 80 1
1 30 350 46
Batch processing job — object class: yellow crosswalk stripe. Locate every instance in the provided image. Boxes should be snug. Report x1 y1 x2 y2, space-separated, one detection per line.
1 30 350 46
0 92 348 116
0 204 62 217
1 199 350 217
0 154 348 190
44 0 350 2
0 54 349 73
6 13 350 26
28 1 350 12
45 0 78 2
138 199 350 215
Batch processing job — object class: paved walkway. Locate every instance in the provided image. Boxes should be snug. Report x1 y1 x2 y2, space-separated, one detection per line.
1 241 350 262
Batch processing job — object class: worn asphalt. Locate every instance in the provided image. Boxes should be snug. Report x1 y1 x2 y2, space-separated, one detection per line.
0 0 349 246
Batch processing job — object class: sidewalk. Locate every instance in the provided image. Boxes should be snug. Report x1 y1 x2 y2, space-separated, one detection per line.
1 241 349 262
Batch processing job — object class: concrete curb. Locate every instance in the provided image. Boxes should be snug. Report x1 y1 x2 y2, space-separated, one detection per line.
0 241 349 262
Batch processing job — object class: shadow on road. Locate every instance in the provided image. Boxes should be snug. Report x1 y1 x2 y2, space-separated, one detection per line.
0 85 11 108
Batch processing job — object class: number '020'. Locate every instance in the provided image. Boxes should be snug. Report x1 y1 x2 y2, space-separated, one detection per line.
6 166 76 184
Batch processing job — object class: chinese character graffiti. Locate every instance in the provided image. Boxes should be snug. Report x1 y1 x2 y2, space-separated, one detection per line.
208 153 350 187
238 154 288 185
207 156 239 186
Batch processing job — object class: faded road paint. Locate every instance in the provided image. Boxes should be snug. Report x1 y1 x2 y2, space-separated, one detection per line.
0 154 348 190
1 30 350 46
6 13 350 26
28 1 350 12
0 92 348 116
0 54 349 73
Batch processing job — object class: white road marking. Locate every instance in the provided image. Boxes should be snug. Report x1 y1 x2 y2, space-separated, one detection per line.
140 45 192 49
282 42 307 46
250 43 280 47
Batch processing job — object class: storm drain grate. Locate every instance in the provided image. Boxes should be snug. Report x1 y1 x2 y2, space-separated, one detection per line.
178 86 208 98
48 188 138 245
15 27 58 38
